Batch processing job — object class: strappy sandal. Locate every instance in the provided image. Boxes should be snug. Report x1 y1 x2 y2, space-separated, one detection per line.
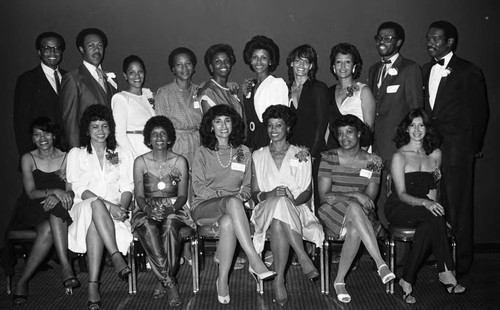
333 283 351 303
111 251 132 281
399 279 416 304
88 281 101 310
377 264 396 284
441 282 466 294
163 279 182 307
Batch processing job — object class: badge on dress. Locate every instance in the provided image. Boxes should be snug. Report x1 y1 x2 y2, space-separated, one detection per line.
231 162 245 172
359 169 373 179
193 100 200 109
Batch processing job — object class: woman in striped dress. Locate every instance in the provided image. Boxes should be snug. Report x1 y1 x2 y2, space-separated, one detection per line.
317 114 394 303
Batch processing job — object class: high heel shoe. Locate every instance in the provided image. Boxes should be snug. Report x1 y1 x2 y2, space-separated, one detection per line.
12 294 27 305
88 281 101 310
272 285 288 307
377 264 395 284
333 283 351 303
111 251 132 281
440 281 466 294
248 265 276 282
216 278 230 304
62 277 80 295
162 279 182 307
399 279 416 304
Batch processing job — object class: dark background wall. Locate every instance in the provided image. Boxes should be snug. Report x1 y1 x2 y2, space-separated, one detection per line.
1 0 498 244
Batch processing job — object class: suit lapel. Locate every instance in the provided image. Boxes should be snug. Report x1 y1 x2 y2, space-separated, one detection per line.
36 65 59 98
433 55 456 113
79 65 108 104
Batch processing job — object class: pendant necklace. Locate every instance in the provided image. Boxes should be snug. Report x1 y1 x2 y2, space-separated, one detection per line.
153 152 168 190
216 146 233 168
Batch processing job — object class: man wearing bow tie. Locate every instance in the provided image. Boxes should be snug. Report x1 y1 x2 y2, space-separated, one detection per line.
368 22 423 227
59 28 117 148
14 32 66 156
423 20 489 277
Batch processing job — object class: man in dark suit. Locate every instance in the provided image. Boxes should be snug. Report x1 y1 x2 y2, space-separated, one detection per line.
59 28 117 148
368 22 423 227
423 21 489 277
13 32 66 156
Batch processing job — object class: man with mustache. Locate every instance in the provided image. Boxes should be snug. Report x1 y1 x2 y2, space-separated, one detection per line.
59 28 117 148
423 20 489 277
368 21 423 227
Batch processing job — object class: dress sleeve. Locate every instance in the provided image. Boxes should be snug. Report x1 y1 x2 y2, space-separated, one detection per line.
192 148 219 199
112 93 137 158
154 86 169 116
271 78 290 106
66 148 89 200
117 148 134 194
318 151 334 179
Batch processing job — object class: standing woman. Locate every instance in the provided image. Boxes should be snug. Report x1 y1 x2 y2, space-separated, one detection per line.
330 43 375 130
191 105 275 304
241 35 289 151
287 44 330 161
199 44 243 117
155 47 202 167
132 116 196 307
111 55 155 159
385 109 465 304
66 105 133 310
11 117 76 304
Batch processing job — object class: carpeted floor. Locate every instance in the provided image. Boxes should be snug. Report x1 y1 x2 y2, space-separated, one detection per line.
1 251 499 309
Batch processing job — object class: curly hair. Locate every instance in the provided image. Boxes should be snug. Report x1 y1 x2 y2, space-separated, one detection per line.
168 47 197 71
429 20 458 52
329 43 363 80
35 32 65 52
262 105 297 139
30 116 61 149
204 44 236 74
243 35 280 73
199 105 245 151
377 21 405 47
142 116 176 150
286 44 319 83
75 28 108 49
332 114 373 147
394 108 442 155
79 105 116 153
122 55 145 73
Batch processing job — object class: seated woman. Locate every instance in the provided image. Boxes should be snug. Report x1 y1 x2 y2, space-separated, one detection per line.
385 108 465 304
317 114 394 303
11 117 76 304
66 105 133 310
191 105 275 304
132 116 196 307
251 105 323 306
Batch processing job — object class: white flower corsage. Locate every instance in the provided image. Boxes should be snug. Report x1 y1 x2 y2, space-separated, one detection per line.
295 146 310 163
142 88 155 107
387 67 398 76
106 72 118 89
441 67 452 77
365 156 383 173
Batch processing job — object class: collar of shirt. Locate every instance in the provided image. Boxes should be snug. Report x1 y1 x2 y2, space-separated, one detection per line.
41 62 58 76
382 53 399 69
435 51 453 68
83 60 104 82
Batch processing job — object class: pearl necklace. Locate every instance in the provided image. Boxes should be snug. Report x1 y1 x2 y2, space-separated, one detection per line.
216 147 233 168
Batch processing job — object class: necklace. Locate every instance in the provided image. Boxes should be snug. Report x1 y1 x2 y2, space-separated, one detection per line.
337 84 354 97
175 80 191 93
153 152 169 190
216 147 233 168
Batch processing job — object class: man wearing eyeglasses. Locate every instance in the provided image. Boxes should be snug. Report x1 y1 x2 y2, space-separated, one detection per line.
368 22 423 227
13 32 66 156
423 21 489 277
59 28 117 148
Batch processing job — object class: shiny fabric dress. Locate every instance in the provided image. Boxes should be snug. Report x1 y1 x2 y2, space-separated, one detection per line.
131 156 196 283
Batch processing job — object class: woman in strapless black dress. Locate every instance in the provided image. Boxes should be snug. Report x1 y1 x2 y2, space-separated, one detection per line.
10 117 77 305
385 109 465 304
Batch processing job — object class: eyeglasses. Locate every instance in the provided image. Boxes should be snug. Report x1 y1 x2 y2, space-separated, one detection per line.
426 36 443 44
40 45 63 53
293 58 310 66
374 35 394 43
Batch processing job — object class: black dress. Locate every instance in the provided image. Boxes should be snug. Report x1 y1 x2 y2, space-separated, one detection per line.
244 90 269 151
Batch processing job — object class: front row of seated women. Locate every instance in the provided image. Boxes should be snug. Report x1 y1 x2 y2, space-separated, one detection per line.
10 105 464 308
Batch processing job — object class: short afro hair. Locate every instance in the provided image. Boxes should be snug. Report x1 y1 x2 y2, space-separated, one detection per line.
142 116 176 150
76 28 108 49
243 35 280 73
332 114 373 147
122 55 145 73
168 47 197 71
329 43 363 80
35 32 65 52
262 105 297 139
204 44 236 74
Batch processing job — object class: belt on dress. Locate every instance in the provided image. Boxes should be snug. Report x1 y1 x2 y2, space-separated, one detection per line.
176 128 199 133
126 130 143 134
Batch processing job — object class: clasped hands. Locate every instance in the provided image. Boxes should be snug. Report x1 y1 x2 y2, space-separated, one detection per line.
109 203 129 222
42 189 73 211
324 192 374 212
269 186 296 204
148 203 175 222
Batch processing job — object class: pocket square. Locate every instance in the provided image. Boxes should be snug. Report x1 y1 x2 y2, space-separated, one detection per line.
386 85 400 93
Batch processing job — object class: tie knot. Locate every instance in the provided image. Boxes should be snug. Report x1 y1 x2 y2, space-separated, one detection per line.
381 59 391 64
432 58 445 66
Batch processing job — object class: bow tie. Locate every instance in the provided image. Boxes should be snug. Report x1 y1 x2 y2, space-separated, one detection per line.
432 58 445 66
381 59 391 64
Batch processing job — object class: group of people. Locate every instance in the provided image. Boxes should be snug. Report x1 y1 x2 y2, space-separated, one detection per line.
2 18 488 309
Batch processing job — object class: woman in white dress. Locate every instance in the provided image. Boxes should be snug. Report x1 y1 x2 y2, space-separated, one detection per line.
112 55 155 159
66 105 133 310
330 43 375 130
251 105 324 307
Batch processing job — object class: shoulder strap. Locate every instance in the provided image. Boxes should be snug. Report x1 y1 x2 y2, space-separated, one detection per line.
60 152 68 169
29 152 38 169
141 155 149 173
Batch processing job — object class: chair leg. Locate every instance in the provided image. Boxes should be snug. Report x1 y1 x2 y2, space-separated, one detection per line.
128 240 137 295
6 274 12 295
191 237 199 294
324 240 330 295
320 242 325 294
257 252 263 295
385 236 391 294
389 237 395 294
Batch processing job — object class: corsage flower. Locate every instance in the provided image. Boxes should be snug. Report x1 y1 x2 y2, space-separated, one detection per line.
227 81 240 97
441 67 452 77
168 166 182 186
105 72 118 89
365 156 383 173
295 146 310 162
243 79 256 99
233 148 251 164
143 88 155 107
387 67 398 76
105 149 120 166
55 168 67 182
432 168 442 182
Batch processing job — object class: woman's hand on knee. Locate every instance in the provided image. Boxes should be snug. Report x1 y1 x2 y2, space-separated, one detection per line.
42 195 61 211
422 200 445 217
351 193 374 210
110 203 127 222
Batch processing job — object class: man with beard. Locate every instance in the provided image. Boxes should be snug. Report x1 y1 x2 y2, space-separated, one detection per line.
368 21 423 227
59 28 117 148
423 20 489 277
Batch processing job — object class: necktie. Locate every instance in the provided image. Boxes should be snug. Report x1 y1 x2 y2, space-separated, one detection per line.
432 58 445 66
54 69 61 94
96 67 107 93
377 63 388 88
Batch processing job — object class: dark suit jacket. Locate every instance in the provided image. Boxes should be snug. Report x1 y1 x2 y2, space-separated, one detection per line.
423 55 489 165
59 64 116 148
289 79 330 158
13 65 67 155
368 55 423 162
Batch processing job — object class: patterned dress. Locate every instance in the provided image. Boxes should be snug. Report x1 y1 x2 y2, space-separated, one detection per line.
199 79 243 117
317 149 380 239
155 82 202 166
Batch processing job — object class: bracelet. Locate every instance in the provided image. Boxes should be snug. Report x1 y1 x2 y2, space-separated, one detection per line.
44 188 48 197
257 192 264 202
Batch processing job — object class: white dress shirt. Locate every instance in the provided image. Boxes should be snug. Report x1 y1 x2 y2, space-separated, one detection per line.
429 52 453 109
41 62 61 94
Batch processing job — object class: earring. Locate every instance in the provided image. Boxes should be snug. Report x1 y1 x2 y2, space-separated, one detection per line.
211 128 214 133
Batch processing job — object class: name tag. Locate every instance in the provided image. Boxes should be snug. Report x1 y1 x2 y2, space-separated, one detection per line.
386 85 400 93
290 158 299 167
193 100 200 109
359 169 372 179
231 162 245 172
